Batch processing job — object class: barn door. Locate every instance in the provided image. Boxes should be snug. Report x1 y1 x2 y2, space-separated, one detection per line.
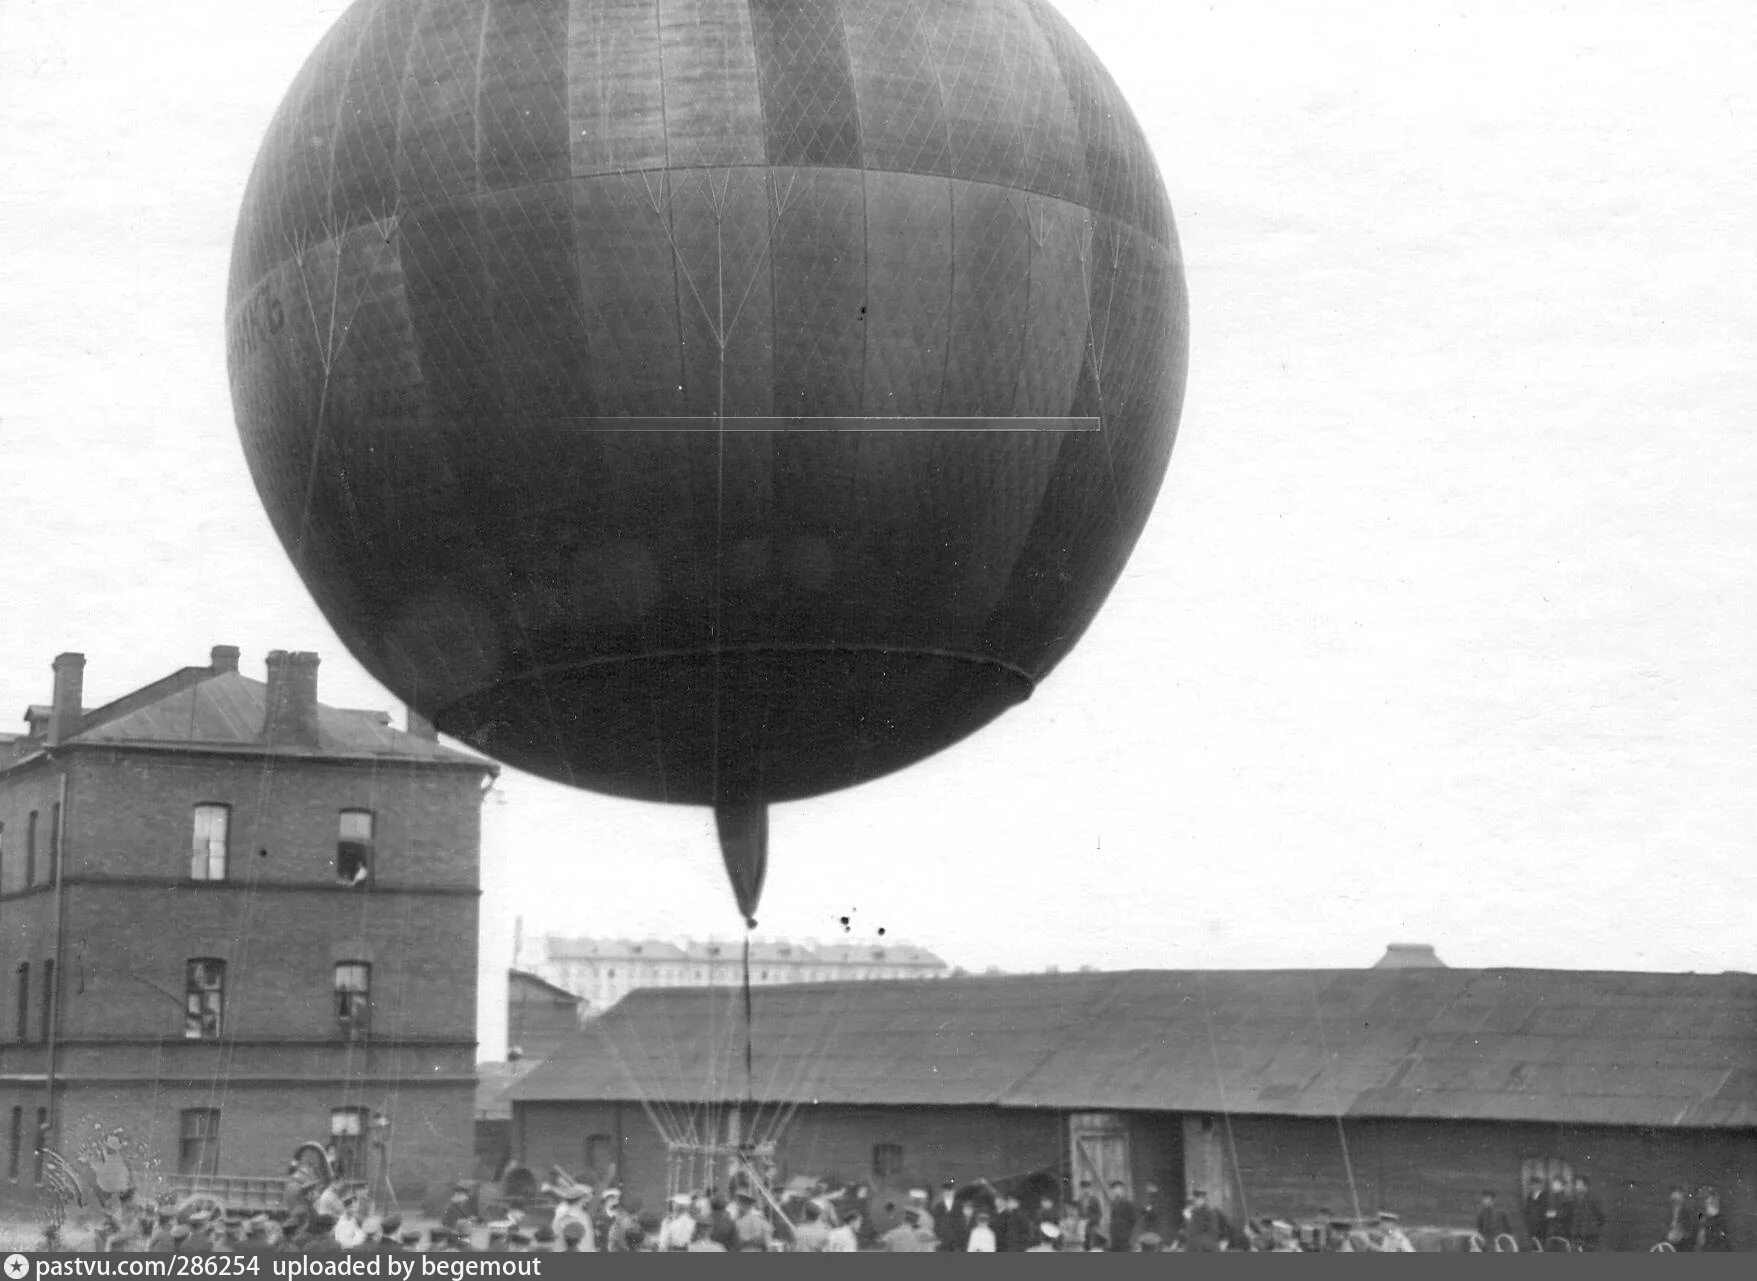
1069 1112 1131 1240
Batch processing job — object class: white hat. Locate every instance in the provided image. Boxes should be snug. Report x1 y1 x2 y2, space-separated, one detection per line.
670 1194 693 1207
908 1188 928 1200
1041 1223 1062 1239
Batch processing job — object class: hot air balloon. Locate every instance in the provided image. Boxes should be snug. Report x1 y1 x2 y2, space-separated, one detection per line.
226 0 1189 925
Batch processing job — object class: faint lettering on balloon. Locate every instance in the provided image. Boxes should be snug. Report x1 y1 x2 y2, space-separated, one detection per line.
227 287 287 368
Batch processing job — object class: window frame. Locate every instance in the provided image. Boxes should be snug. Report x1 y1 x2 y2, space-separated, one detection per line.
334 961 371 1037
25 811 37 886
329 1106 370 1180
7 1106 20 1181
178 1108 221 1178
872 1142 905 1179
39 959 53 1043
184 958 226 1041
190 803 231 882
15 963 29 1043
336 808 375 886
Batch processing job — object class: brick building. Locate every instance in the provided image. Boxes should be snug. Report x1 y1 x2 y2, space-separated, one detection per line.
507 967 1757 1251
0 646 494 1213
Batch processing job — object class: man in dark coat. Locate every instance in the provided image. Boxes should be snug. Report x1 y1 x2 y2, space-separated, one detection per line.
1569 1177 1605 1251
1697 1193 1731 1252
1106 1181 1137 1251
1521 1176 1549 1247
1544 1174 1573 1246
1185 1188 1231 1252
1475 1191 1512 1245
994 1193 1033 1253
931 1180 966 1252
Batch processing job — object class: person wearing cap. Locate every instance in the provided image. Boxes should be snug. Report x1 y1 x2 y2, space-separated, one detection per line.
399 1228 425 1251
1377 1211 1414 1253
1185 1188 1232 1252
965 1209 997 1252
684 1218 726 1252
440 1182 474 1233
732 1192 772 1251
825 1207 862 1252
1106 1180 1137 1251
791 1200 832 1252
1522 1176 1550 1248
1545 1174 1574 1247
374 1213 403 1251
659 1194 697 1251
993 1192 1031 1253
1476 1191 1511 1245
879 1208 930 1253
1026 1221 1062 1252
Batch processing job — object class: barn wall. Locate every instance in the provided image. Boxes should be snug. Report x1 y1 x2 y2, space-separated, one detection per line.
512 1100 1063 1215
1190 1112 1757 1251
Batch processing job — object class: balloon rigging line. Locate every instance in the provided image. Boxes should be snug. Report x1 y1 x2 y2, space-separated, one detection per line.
1306 971 1364 1226
1196 972 1251 1225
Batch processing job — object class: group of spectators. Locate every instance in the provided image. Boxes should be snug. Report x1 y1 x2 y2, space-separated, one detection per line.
59 1159 1739 1254
1474 1175 1734 1252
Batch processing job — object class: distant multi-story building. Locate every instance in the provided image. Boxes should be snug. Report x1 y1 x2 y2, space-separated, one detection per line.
533 936 949 1017
0 646 494 1212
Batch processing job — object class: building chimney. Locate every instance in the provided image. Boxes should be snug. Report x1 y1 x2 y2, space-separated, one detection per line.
47 652 86 746
262 650 322 747
1373 942 1446 969
210 645 240 674
406 706 438 741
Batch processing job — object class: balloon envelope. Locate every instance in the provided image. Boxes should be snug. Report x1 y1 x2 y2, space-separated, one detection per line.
227 0 1189 807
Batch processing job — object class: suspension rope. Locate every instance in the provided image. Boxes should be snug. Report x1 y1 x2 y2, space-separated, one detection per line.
1306 973 1364 1225
1196 973 1251 1225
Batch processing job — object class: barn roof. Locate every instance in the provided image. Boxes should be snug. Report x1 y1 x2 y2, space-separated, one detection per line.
505 967 1757 1129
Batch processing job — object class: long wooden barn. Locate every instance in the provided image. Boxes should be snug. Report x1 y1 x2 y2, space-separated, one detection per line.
504 967 1756 1250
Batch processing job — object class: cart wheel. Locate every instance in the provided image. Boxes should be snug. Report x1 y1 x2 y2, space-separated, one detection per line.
175 1193 227 1222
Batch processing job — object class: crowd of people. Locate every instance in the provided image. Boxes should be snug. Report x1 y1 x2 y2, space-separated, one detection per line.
53 1159 1738 1253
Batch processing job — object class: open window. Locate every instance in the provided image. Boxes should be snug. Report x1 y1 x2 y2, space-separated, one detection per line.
185 959 225 1040
330 1107 369 1180
191 804 230 881
337 810 373 886
335 962 371 1038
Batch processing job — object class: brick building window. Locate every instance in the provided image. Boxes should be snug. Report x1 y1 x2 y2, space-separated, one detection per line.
7 1106 20 1180
39 960 53 1043
337 810 373 885
178 1109 220 1177
32 1108 46 1185
330 1107 369 1180
334 962 371 1037
25 811 36 886
15 963 29 1042
872 1142 905 1178
48 803 60 880
191 804 230 881
185 959 225 1040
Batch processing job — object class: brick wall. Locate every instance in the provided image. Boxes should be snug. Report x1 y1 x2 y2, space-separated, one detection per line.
61 749 482 888
0 756 64 894
48 884 477 1042
0 1079 473 1216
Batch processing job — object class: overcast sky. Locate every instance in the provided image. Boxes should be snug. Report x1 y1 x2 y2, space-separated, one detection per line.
4 1 1754 1057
